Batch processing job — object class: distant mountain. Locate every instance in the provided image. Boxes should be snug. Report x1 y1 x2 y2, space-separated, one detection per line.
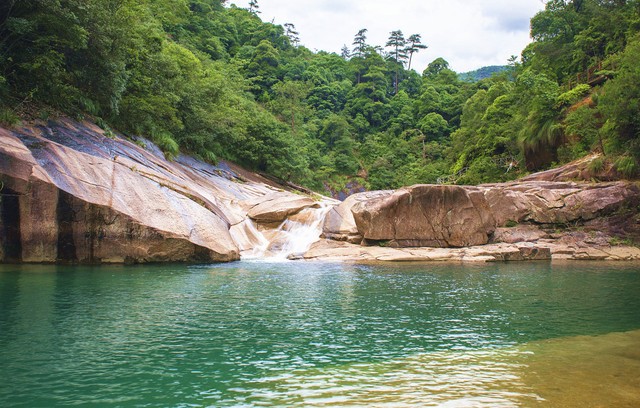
459 65 510 82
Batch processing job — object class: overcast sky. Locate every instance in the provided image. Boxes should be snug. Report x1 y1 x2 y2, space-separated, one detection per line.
232 0 546 73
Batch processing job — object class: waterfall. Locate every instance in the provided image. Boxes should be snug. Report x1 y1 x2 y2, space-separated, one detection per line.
236 204 332 261
268 204 332 261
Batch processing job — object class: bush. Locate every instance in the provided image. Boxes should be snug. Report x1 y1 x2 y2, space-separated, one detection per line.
153 132 180 159
556 84 591 108
0 107 20 127
614 156 637 178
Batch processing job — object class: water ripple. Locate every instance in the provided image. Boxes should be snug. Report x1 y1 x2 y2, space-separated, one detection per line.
0 262 639 406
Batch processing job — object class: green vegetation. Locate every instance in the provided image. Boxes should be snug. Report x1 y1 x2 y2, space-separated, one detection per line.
459 65 510 82
1 0 639 193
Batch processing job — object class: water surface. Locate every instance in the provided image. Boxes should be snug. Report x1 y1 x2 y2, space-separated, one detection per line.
1 261 639 406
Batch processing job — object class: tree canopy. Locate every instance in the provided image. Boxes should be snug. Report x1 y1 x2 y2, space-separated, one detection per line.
1 0 639 195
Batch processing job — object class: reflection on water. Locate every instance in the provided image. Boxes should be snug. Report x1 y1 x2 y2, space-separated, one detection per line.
244 329 640 407
0 262 639 406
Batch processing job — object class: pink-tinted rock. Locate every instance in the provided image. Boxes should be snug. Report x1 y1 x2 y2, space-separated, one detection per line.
246 192 318 224
482 181 639 226
492 226 550 244
0 121 245 263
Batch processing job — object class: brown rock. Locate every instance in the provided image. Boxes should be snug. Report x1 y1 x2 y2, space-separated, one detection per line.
351 185 496 248
322 190 392 243
246 192 318 224
520 153 622 182
482 181 639 226
492 225 549 244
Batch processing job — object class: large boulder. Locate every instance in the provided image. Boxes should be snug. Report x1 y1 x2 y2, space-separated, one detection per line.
351 185 496 247
322 190 392 243
344 180 639 250
245 191 318 225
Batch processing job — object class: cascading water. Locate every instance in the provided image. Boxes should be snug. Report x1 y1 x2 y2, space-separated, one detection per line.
268 204 332 260
238 204 332 261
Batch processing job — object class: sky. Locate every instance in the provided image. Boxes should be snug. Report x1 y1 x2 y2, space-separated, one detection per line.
233 0 546 73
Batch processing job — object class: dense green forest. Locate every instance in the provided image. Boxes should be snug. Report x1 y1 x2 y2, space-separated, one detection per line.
459 66 509 82
1 0 639 193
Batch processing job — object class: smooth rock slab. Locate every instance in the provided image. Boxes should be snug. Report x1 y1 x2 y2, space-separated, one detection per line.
303 240 639 262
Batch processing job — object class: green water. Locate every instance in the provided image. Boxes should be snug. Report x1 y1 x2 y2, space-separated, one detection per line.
1 261 639 407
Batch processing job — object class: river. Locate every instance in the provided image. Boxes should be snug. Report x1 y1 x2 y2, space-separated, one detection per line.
1 261 639 406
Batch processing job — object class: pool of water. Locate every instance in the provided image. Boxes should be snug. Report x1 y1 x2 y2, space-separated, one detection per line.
1 261 639 406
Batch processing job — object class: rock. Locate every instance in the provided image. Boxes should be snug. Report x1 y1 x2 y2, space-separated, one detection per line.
2 119 343 263
519 153 621 182
482 181 639 226
322 190 392 244
245 192 318 224
492 225 549 244
351 185 496 248
0 125 240 263
304 240 553 262
341 180 638 250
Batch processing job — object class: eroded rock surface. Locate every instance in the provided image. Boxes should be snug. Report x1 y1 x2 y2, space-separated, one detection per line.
323 180 639 250
304 238 640 262
350 185 496 248
482 181 639 226
2 119 638 265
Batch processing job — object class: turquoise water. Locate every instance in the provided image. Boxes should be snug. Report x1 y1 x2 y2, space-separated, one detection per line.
1 261 639 406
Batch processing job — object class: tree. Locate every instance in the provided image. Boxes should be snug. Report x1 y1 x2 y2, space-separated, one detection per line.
599 34 640 174
386 30 407 94
340 44 351 59
248 0 260 14
284 23 299 46
352 28 368 58
271 80 309 133
405 34 427 71
423 57 449 78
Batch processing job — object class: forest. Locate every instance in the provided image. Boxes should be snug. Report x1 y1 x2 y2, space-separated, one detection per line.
0 0 639 194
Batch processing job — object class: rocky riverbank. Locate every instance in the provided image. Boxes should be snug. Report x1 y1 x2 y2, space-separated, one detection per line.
319 179 640 261
1 118 639 264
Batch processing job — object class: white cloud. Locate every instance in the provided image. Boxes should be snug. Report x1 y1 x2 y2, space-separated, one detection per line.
233 0 545 72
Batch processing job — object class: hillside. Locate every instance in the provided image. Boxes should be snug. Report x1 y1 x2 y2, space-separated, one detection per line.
458 65 510 82
0 0 639 195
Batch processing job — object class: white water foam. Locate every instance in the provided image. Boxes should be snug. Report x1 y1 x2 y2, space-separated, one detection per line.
239 204 332 261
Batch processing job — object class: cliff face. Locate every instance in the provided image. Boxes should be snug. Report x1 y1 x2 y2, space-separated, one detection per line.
0 119 323 263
